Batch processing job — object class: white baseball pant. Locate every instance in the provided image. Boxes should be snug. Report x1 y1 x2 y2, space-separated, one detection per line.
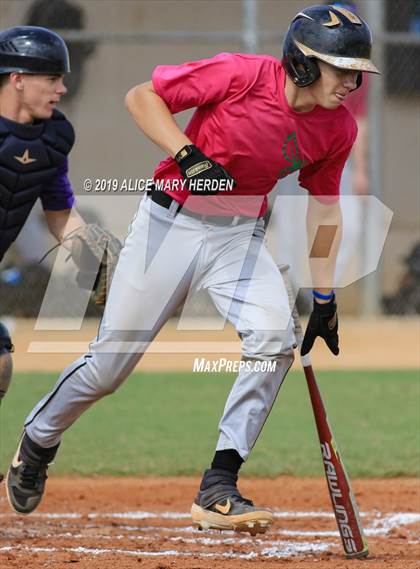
25 195 295 460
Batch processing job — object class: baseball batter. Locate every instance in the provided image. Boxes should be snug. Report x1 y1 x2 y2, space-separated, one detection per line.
7 5 379 535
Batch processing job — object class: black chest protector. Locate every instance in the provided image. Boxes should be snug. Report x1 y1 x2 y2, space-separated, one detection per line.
0 109 74 262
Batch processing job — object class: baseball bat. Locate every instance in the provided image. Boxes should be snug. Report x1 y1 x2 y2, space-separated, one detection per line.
279 266 368 559
300 361 368 558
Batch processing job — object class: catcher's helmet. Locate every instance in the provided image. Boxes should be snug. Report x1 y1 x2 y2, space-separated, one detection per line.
0 26 70 75
283 4 379 88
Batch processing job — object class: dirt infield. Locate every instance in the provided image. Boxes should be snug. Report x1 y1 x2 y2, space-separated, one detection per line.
0 477 418 568
9 316 420 372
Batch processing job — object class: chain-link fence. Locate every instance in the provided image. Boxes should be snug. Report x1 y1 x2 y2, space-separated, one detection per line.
378 0 420 314
385 0 420 97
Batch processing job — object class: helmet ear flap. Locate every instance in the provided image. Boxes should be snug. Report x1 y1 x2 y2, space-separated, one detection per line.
351 72 363 91
287 55 321 88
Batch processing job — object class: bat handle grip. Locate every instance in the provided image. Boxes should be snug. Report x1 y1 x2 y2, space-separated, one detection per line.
301 353 312 367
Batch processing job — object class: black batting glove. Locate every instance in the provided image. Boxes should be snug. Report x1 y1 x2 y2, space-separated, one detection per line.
301 295 339 356
175 144 236 195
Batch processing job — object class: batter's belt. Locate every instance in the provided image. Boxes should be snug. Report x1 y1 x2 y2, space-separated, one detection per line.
148 186 261 227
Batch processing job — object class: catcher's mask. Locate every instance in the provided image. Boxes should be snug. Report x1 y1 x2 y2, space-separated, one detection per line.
283 4 380 91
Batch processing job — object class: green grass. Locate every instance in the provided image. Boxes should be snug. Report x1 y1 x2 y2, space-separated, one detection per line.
1 370 419 477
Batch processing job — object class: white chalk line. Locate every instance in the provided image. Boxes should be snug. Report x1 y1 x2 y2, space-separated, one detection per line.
0 510 418 534
0 542 331 559
368 513 420 534
8 521 419 541
0 510 418 560
1 510 418 537
3 527 339 547
4 515 419 543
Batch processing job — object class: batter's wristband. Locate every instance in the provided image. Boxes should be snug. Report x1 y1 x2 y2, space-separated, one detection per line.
312 289 334 301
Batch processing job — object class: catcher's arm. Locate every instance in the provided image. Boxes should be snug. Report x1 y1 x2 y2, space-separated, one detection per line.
44 208 85 248
43 210 122 306
65 224 122 306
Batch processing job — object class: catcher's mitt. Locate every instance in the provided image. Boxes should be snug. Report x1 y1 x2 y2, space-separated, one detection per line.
68 224 122 306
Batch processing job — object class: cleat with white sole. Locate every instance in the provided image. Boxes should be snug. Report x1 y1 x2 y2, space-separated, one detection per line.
191 500 274 535
191 468 275 535
191 468 274 536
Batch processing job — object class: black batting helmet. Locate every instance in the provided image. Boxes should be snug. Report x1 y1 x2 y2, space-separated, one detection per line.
0 26 70 75
283 4 379 88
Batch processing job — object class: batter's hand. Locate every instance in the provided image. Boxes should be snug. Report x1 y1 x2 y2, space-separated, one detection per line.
175 144 236 195
301 296 339 356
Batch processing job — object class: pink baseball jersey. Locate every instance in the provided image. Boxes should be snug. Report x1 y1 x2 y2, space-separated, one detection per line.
152 52 357 216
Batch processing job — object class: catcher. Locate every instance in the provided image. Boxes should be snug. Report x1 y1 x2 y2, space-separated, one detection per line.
0 25 121 476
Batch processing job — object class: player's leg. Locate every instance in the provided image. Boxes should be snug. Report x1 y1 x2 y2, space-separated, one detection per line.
191 220 295 534
0 322 13 482
6 196 203 514
0 321 13 400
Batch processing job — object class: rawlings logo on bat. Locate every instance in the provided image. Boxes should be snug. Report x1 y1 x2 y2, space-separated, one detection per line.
321 441 358 554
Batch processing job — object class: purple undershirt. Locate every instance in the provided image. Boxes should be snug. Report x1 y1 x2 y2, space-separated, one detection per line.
40 157 75 211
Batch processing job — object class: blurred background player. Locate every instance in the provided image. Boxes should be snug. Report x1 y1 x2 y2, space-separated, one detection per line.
0 26 84 461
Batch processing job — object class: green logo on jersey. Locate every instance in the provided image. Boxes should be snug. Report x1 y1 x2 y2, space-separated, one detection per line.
279 131 303 177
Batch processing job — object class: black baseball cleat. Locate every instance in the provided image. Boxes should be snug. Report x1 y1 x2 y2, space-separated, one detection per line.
191 468 274 535
6 433 59 515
